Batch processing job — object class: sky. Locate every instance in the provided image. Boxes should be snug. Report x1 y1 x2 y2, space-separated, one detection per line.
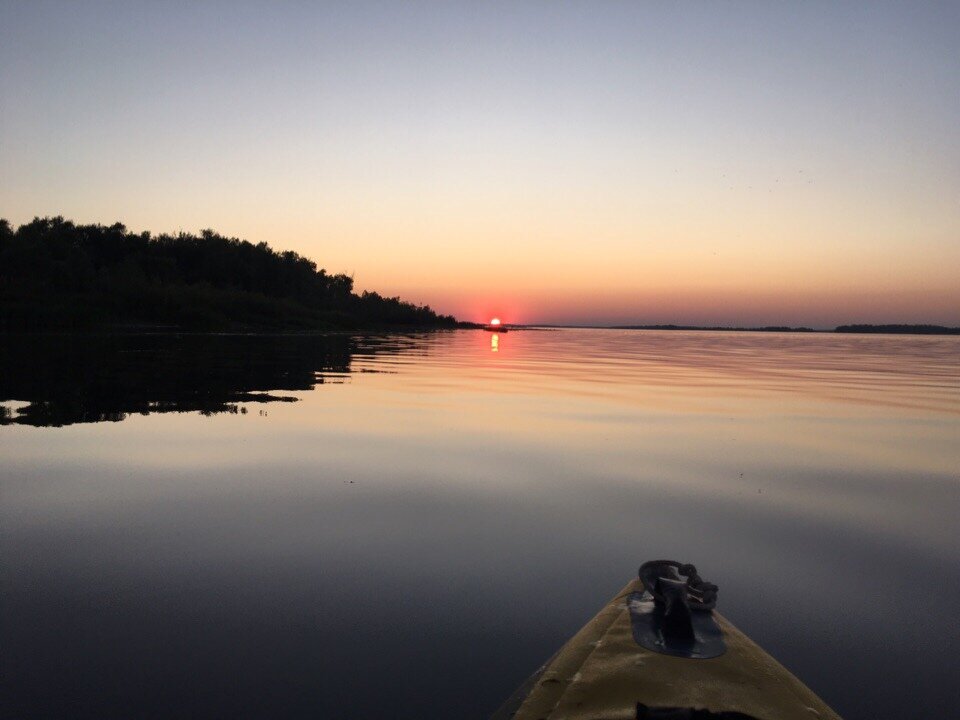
1 1 958 327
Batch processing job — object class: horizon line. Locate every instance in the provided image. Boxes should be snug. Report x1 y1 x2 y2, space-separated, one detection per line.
496 322 960 335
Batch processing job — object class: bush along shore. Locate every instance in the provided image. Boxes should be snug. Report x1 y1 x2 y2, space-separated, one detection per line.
0 217 477 332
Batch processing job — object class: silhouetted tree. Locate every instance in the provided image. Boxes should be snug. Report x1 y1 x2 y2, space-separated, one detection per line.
0 217 467 331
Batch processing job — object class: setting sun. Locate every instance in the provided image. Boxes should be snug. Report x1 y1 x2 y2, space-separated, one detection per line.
489 318 501 326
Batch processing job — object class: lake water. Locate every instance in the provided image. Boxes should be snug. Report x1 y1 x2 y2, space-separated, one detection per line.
2 329 958 719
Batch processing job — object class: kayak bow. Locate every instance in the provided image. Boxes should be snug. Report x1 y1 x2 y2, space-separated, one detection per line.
492 561 840 720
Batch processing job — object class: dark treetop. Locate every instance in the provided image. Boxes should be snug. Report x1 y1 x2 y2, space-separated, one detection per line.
0 217 473 332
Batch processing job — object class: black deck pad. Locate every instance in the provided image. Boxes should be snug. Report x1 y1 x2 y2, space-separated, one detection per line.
628 591 726 659
636 704 758 719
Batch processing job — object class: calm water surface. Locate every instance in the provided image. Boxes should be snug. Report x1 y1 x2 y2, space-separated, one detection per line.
2 329 959 718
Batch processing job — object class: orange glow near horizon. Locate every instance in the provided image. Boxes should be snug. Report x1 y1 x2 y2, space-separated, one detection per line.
1 5 958 329
372 278 959 329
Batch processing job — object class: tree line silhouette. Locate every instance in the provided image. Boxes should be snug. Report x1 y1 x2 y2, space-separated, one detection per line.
0 216 469 331
834 324 959 335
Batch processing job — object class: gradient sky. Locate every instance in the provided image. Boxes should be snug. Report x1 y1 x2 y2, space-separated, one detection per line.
2 1 958 326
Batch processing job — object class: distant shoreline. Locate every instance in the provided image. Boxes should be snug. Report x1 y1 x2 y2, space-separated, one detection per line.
2 323 956 337
526 324 960 335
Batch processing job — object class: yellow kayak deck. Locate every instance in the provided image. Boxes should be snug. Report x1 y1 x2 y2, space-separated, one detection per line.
494 578 841 720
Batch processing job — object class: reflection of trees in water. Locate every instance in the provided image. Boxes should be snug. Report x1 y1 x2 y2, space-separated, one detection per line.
0 334 374 427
